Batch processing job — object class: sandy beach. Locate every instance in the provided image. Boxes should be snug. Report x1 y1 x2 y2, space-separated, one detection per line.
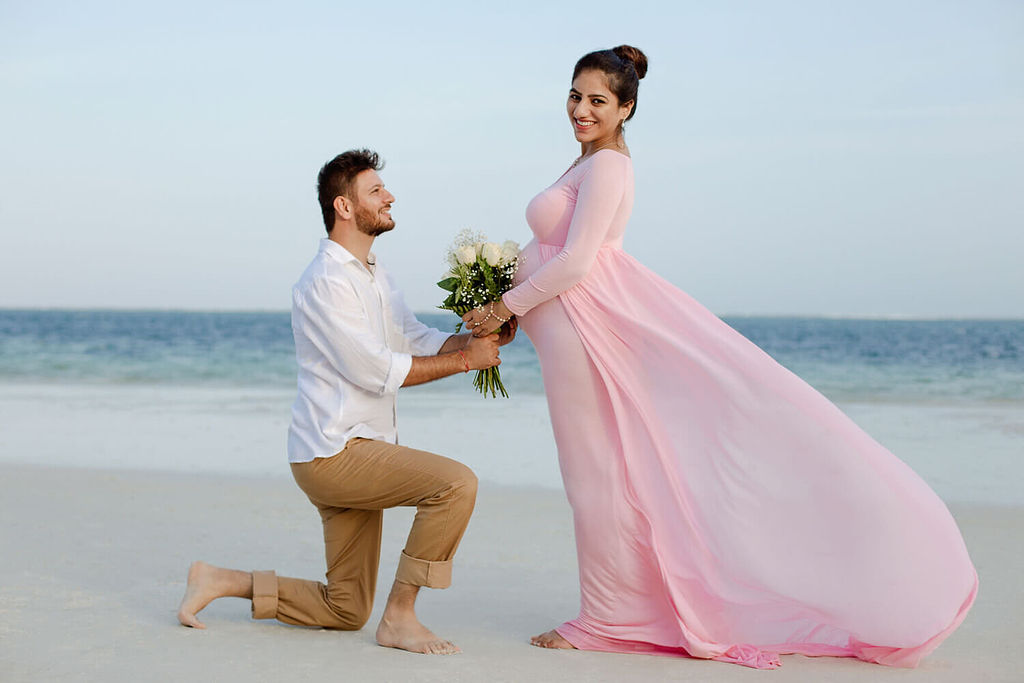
0 460 1020 682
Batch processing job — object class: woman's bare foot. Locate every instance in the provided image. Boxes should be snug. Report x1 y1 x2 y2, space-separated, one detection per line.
530 629 575 649
375 614 460 655
176 561 252 629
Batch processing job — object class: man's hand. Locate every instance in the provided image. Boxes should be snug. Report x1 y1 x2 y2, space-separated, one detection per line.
463 333 501 370
497 318 518 346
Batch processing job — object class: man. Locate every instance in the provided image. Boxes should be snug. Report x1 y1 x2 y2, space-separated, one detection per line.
177 149 511 655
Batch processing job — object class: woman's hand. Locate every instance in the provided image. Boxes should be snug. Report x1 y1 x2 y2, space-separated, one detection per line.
462 300 515 337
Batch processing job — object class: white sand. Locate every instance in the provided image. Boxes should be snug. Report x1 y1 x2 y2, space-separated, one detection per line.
0 464 1020 683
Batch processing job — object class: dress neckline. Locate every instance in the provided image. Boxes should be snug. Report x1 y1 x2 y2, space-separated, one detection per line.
557 149 632 182
574 148 632 168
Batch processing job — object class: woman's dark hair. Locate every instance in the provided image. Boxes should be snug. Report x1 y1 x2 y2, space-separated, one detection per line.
316 149 383 234
572 45 648 121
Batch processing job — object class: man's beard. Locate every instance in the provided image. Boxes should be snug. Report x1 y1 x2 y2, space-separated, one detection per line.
354 202 395 237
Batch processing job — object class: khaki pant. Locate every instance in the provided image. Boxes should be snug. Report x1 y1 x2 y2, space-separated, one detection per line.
251 437 477 630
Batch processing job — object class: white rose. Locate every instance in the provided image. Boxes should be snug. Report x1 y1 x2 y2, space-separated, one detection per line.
500 240 520 265
481 242 502 267
456 245 477 265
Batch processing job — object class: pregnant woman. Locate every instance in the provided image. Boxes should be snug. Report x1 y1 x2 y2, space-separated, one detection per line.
463 45 977 669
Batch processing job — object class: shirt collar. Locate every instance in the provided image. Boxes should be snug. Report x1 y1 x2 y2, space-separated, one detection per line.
319 238 377 274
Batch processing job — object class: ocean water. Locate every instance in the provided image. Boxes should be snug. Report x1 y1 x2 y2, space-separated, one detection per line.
1 310 1021 404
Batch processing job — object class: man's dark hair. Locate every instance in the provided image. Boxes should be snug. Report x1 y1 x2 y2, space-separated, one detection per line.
317 149 383 234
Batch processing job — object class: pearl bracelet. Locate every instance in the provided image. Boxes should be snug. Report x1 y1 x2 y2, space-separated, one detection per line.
489 302 510 324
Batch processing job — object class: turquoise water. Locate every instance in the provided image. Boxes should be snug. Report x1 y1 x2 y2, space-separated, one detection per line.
1 310 1022 404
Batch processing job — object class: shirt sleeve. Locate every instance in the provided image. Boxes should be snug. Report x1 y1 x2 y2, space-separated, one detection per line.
502 152 628 316
293 276 411 395
386 272 453 356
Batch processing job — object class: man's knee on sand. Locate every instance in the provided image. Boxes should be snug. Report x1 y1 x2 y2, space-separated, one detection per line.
321 592 374 631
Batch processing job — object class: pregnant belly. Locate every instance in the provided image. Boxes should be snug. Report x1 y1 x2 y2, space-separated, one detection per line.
510 239 569 340
513 239 541 286
514 239 563 286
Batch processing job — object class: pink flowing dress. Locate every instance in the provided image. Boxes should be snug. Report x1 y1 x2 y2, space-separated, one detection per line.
501 150 977 669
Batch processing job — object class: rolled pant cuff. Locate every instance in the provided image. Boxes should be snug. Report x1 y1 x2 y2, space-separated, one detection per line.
395 550 452 589
251 570 279 620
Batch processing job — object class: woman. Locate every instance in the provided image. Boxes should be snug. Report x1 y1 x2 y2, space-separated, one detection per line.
463 45 977 669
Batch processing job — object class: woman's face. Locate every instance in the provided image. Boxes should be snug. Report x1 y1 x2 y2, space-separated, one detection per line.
567 69 633 146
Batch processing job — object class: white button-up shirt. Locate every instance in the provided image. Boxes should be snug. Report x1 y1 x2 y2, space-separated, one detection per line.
287 238 451 463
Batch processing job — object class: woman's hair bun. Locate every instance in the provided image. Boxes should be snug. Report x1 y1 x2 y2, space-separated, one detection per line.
612 45 648 80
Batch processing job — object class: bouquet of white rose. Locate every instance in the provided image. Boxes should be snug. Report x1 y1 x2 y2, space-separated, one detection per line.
437 229 520 398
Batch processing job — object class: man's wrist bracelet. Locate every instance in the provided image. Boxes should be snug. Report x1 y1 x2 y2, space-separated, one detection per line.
456 350 470 373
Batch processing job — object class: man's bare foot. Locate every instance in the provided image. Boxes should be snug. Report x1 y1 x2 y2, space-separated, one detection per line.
530 629 575 649
177 561 251 629
376 614 460 655
177 561 219 628
375 580 459 654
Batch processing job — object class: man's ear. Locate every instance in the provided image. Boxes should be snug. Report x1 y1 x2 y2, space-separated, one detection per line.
333 195 353 221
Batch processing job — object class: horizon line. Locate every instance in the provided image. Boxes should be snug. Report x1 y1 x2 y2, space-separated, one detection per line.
1 307 1022 322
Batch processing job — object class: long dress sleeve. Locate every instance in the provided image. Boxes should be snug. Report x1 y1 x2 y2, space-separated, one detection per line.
502 152 629 316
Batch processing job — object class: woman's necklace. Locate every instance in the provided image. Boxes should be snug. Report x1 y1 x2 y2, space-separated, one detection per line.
571 140 626 169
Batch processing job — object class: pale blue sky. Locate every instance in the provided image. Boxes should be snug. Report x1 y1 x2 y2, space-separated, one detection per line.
2 0 1022 316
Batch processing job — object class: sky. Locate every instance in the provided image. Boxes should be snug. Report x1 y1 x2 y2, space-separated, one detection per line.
1 0 1022 317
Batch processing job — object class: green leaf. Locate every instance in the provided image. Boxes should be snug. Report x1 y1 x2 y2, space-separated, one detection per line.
437 277 460 292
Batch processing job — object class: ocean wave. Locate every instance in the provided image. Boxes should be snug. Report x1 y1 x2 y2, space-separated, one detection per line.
1 310 1021 403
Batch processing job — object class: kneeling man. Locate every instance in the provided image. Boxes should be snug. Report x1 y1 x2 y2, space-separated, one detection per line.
177 149 512 654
